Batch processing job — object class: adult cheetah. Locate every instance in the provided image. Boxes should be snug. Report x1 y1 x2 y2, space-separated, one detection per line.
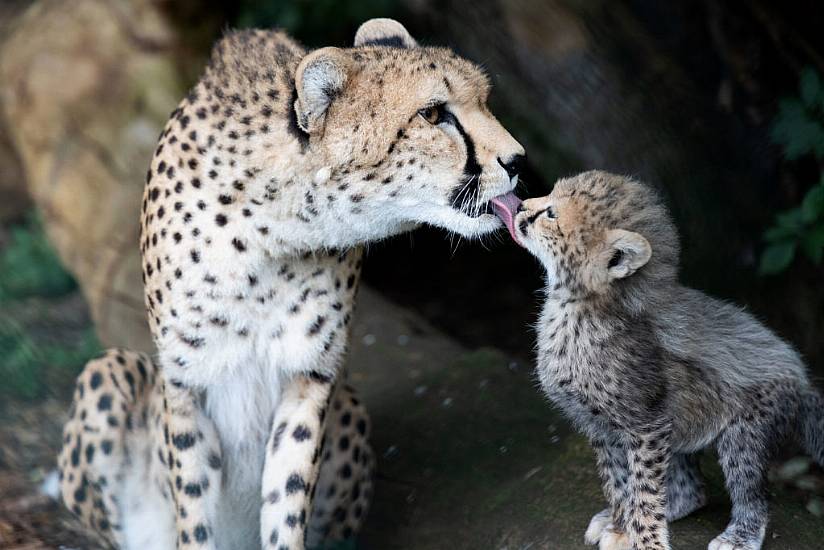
59 18 524 550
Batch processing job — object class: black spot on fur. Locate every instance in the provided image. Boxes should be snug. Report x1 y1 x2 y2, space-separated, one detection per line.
271 422 287 453
97 394 112 411
208 453 222 469
194 524 208 543
285 473 308 495
292 424 312 442
172 432 196 450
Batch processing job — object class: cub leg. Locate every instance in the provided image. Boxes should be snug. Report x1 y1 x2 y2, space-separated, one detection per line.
624 422 672 550
586 435 630 547
666 453 706 521
260 373 336 550
710 421 770 550
710 385 795 550
307 383 374 547
162 380 223 549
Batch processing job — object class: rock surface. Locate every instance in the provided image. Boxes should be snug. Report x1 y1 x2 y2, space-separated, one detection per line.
0 1 31 223
0 0 196 351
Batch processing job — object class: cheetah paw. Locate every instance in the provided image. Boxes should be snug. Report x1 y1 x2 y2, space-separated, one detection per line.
584 509 612 544
598 526 631 550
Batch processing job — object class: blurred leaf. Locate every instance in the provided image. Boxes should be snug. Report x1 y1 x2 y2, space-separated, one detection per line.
764 223 799 242
0 213 76 302
759 241 796 275
801 224 824 263
801 182 824 223
776 208 805 229
0 319 99 400
771 98 824 160
764 67 824 273
764 208 805 243
763 226 791 242
800 68 823 108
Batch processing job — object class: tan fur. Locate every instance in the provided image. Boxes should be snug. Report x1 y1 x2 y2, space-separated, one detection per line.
61 18 524 550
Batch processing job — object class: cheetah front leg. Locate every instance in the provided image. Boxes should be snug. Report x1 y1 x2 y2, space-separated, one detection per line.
586 435 631 548
260 373 335 550
624 422 673 550
307 383 374 546
162 381 223 549
587 442 704 548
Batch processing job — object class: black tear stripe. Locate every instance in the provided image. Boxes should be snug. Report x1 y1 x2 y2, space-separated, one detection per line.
287 86 309 151
447 111 483 210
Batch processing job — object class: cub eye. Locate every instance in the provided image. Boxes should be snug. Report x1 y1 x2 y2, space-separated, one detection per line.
418 103 446 125
544 206 556 219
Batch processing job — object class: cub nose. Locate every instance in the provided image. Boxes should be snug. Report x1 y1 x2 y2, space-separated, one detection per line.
498 153 526 179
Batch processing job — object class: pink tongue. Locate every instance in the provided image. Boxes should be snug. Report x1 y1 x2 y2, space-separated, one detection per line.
490 192 523 245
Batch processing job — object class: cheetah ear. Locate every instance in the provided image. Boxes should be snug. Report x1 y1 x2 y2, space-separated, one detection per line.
294 47 351 134
354 18 417 48
605 229 651 280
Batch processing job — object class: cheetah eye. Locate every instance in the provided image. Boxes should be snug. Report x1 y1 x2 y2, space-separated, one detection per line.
418 103 447 125
543 206 556 219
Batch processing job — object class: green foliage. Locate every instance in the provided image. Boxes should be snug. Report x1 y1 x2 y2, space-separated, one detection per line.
0 214 77 301
0 319 99 400
761 68 824 275
235 0 399 47
0 212 96 400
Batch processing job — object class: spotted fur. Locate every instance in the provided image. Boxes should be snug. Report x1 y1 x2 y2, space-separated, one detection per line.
58 350 372 550
516 171 824 550
60 18 523 550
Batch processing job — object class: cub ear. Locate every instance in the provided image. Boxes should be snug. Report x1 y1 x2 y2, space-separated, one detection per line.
354 18 417 48
605 229 651 279
294 47 351 134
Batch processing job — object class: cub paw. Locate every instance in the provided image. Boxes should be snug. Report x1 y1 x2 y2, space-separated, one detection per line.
708 529 765 550
584 509 611 545
599 526 631 550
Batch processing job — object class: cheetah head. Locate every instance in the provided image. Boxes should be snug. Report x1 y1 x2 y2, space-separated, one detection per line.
293 19 525 241
509 171 680 297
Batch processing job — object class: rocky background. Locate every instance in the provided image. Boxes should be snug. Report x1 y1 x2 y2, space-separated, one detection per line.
0 0 822 548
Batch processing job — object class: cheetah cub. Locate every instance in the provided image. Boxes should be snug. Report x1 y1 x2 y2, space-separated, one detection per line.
497 171 824 550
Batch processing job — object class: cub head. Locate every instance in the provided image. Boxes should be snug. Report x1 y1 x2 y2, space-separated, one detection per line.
511 171 680 298
293 18 525 239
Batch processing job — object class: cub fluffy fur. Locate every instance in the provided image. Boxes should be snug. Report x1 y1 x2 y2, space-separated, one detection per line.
514 171 824 550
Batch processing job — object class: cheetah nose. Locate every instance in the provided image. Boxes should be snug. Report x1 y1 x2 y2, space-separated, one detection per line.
498 153 526 179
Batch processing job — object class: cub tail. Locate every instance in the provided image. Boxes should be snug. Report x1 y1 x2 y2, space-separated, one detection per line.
800 389 824 466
